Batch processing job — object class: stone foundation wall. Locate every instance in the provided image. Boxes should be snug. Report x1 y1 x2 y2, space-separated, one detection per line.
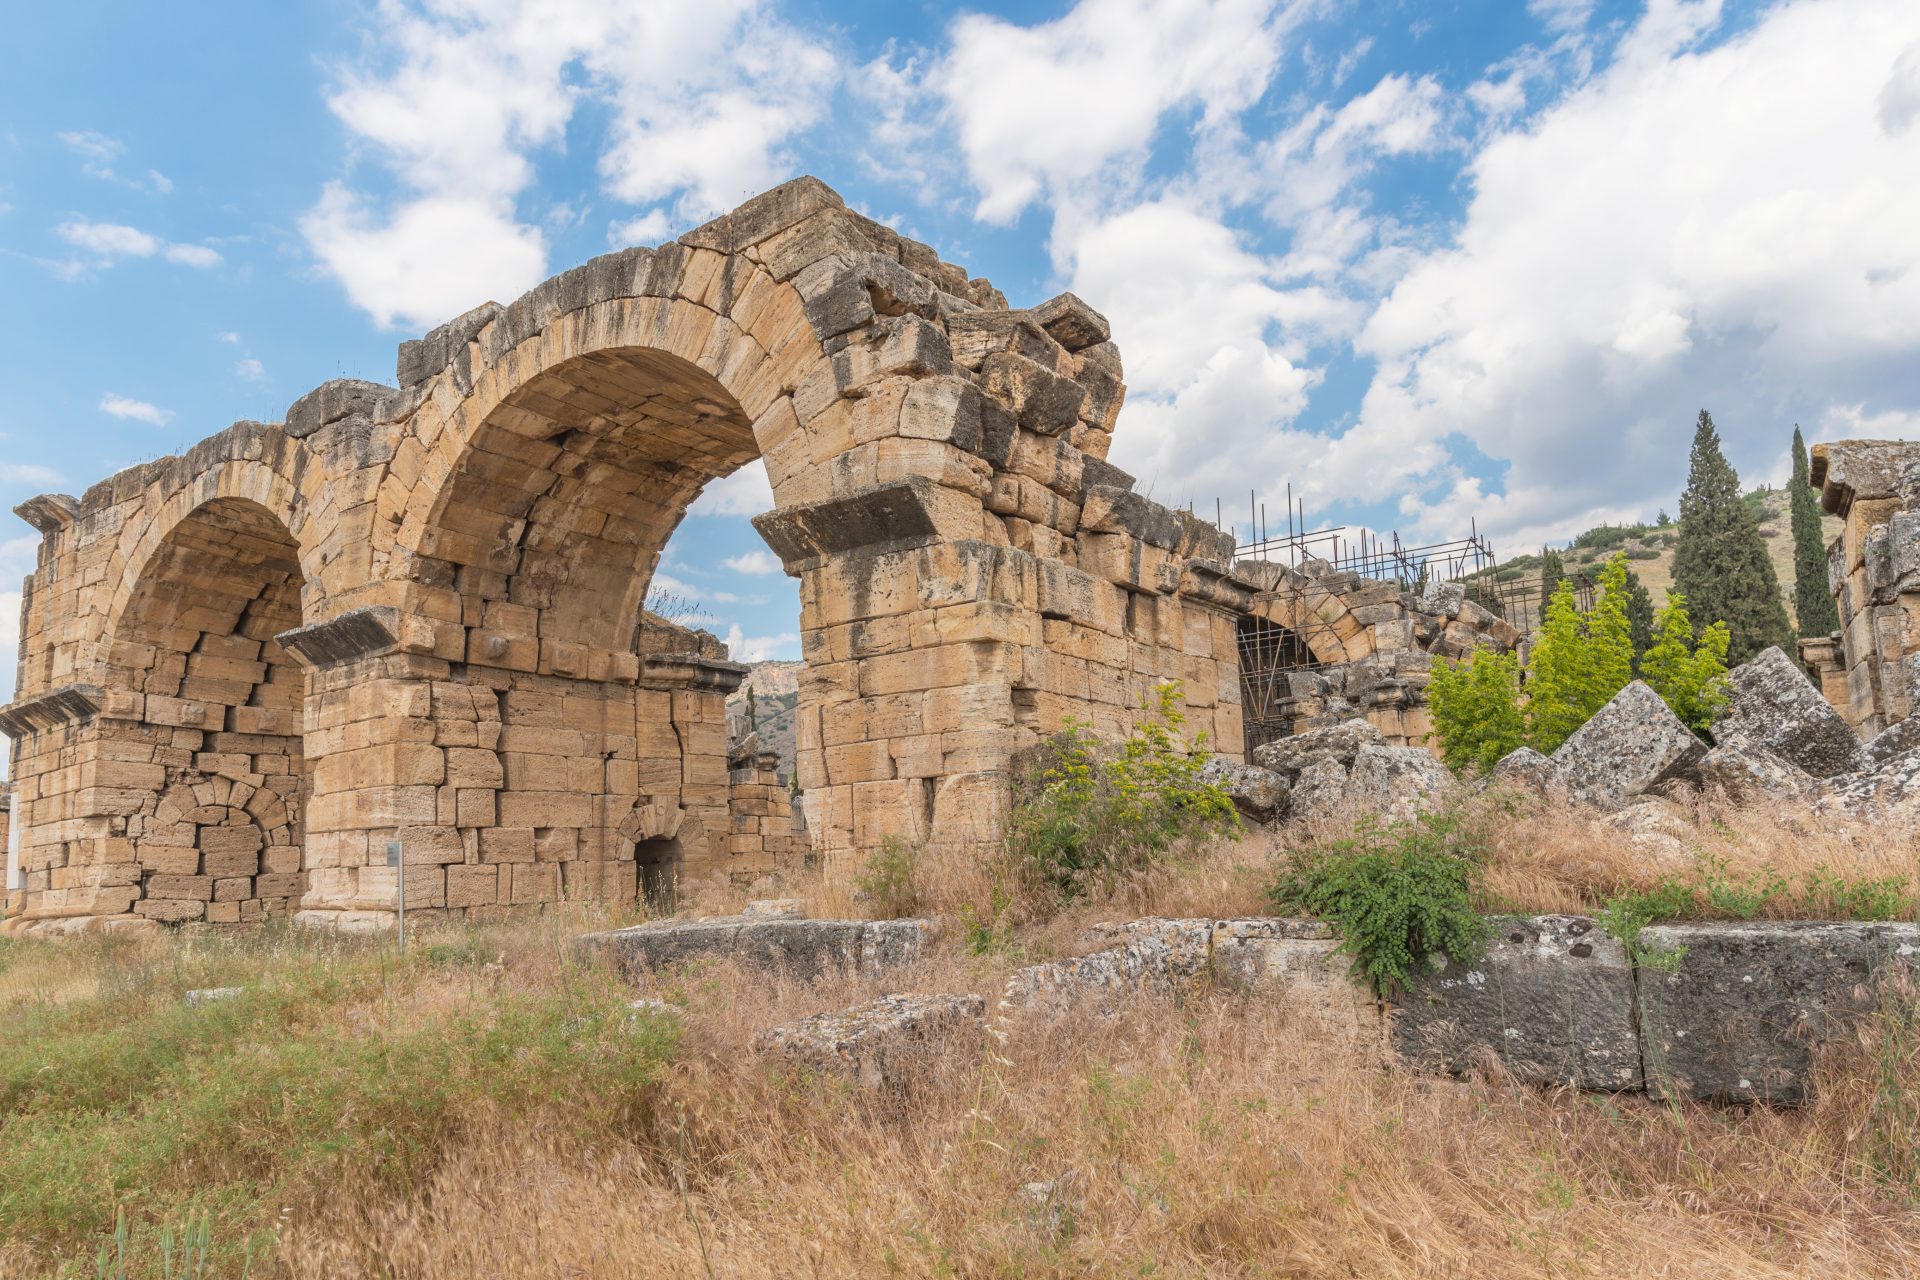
1808 439 1920 737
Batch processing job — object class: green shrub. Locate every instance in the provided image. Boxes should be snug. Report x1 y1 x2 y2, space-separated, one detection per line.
1595 877 1695 971
1525 556 1634 753
1640 591 1730 733
1426 647 1525 775
855 836 922 918
1007 683 1239 902
1268 807 1490 996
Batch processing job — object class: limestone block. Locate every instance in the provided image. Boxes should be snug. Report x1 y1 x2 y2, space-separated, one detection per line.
1393 915 1640 1090
1550 681 1706 808
1716 646 1863 778
759 993 987 1091
582 916 932 981
1638 922 1920 1103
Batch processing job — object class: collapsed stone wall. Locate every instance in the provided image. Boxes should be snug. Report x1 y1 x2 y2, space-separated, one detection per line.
724 736 811 886
1801 440 1920 737
1 176 1259 933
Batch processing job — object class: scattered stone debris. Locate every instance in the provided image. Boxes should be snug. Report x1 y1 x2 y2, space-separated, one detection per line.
1486 746 1559 797
757 993 986 1090
185 986 245 1007
741 899 805 919
1017 1169 1083 1239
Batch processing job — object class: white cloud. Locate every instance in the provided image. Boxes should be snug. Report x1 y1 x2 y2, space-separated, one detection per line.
723 624 799 662
58 130 172 192
0 463 62 486
609 210 675 246
162 243 221 268
308 0 838 329
59 219 159 257
651 571 742 605
924 0 1303 222
99 393 172 426
55 218 220 272
1356 0 1920 549
722 548 783 575
235 358 266 382
300 186 547 331
216 331 242 344
689 459 775 516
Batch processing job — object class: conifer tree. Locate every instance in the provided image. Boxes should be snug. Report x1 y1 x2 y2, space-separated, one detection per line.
1427 647 1525 774
1587 553 1636 701
1623 567 1656 669
1788 426 1840 637
1536 547 1567 625
1670 410 1794 664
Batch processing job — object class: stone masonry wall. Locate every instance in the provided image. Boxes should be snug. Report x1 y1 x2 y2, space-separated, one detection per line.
1 177 1259 932
1807 439 1920 737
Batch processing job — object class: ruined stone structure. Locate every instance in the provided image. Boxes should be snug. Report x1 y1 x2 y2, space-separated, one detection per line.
1235 563 1521 754
726 736 809 881
1799 440 1920 737
1 177 1263 932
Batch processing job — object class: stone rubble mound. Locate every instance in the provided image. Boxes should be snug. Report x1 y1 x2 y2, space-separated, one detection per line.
1240 720 1452 824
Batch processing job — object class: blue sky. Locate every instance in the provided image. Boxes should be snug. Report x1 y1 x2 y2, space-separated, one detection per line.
4 0 1920 705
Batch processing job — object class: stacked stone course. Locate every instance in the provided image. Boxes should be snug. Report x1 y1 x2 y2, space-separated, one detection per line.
1800 440 1920 737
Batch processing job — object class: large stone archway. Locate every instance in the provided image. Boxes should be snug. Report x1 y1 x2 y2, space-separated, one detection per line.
2 177 1259 931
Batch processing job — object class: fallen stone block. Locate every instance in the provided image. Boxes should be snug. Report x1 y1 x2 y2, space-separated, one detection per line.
1252 719 1384 779
1287 758 1352 819
1716 646 1863 778
1198 756 1289 823
1637 921 1920 1103
1392 915 1642 1091
581 916 931 982
999 935 1203 1018
185 986 246 1007
1688 744 1824 805
1551 681 1706 807
1347 744 1452 823
758 993 987 1089
1209 918 1379 1051
742 898 805 919
1824 748 1920 820
1858 716 1920 771
1486 745 1560 796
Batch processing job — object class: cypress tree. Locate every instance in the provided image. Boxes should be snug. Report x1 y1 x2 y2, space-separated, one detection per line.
1536 547 1567 625
1623 567 1656 669
1670 410 1794 664
1788 426 1840 637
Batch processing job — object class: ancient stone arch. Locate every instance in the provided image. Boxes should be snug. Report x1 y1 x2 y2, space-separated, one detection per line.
3 177 1261 931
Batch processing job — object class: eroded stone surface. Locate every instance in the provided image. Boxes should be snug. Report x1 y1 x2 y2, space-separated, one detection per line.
1551 681 1706 807
1392 915 1641 1091
1252 719 1384 778
1347 744 1451 823
582 916 931 981
1716 647 1863 778
1637 921 1920 1103
758 993 987 1089
1198 756 1290 823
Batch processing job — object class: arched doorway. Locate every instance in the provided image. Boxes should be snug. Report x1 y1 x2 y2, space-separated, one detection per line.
109 498 309 923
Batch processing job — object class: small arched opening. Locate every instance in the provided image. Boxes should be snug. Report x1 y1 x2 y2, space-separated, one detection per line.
1236 614 1322 757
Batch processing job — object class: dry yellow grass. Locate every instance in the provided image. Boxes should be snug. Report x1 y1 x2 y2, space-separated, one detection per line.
3 791 1917 1277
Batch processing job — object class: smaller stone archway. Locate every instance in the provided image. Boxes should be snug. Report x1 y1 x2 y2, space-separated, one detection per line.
106 497 310 923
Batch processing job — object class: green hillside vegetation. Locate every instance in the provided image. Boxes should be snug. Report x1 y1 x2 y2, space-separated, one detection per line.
1469 487 1840 634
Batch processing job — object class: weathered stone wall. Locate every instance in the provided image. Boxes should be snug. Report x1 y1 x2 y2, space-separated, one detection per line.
1806 439 1920 737
1 176 1254 931
723 741 810 886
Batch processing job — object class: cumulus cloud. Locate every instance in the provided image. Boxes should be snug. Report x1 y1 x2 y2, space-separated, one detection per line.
723 624 799 662
235 358 266 382
307 0 837 330
0 463 62 486
99 393 172 426
689 460 775 516
1359 0 1920 549
55 218 220 272
722 549 783 575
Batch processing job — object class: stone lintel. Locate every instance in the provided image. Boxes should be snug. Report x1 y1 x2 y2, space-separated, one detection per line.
0 682 104 737
639 652 750 693
275 606 400 669
12 493 79 536
752 476 944 573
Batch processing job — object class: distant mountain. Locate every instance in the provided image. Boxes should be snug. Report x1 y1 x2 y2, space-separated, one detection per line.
726 661 803 785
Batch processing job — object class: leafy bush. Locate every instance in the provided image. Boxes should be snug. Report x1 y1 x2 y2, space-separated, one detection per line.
1006 683 1239 902
1268 807 1490 996
855 836 922 918
1639 591 1730 733
1426 646 1525 774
